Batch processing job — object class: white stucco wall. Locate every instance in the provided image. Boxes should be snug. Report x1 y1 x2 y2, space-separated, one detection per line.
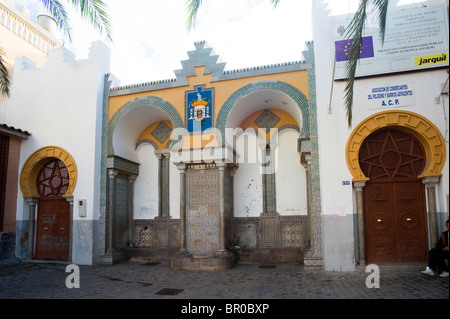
134 143 159 219
234 132 263 217
313 0 449 271
276 129 307 215
0 41 111 264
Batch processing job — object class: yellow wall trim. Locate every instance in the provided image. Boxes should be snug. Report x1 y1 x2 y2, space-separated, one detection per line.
19 146 78 198
346 110 446 181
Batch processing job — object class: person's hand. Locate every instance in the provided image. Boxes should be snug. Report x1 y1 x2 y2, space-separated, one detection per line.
444 246 449 252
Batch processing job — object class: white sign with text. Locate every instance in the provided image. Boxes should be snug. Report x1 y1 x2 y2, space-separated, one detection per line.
366 83 415 109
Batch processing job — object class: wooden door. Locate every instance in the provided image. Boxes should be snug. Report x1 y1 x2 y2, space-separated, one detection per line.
359 128 428 263
364 180 428 263
35 159 70 261
35 199 70 260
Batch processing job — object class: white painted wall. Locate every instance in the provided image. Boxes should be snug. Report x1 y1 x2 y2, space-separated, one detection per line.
234 132 263 217
276 129 307 215
134 143 159 219
313 0 449 271
169 160 181 219
0 41 111 264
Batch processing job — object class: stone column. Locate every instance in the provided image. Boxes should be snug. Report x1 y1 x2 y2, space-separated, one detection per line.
217 162 227 254
177 164 187 251
422 176 440 248
354 180 367 266
156 153 163 217
25 198 38 260
128 175 136 247
301 153 312 250
66 197 74 262
156 150 170 217
261 143 277 214
106 169 118 256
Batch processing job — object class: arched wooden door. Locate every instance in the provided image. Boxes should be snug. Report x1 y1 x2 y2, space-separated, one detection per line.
359 128 428 263
35 158 71 260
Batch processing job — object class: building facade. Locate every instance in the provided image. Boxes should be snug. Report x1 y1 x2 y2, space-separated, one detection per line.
313 0 449 270
101 40 322 269
0 0 59 263
0 0 448 271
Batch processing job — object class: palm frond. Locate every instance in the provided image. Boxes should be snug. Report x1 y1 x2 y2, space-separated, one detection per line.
372 0 389 45
185 0 202 31
342 0 368 128
270 0 281 9
0 47 11 97
70 0 112 42
342 0 389 128
39 0 72 41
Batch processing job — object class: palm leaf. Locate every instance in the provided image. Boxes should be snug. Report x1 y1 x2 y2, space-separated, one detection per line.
342 0 389 128
185 0 202 31
39 0 72 41
342 0 368 128
39 0 112 42
270 0 281 8
69 0 112 42
0 47 10 97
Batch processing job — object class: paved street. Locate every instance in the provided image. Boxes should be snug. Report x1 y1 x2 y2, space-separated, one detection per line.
0 260 448 301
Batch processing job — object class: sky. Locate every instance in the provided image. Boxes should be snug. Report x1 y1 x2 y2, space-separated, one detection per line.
9 0 422 87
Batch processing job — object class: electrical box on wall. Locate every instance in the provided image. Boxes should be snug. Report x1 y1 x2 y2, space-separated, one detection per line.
78 199 86 218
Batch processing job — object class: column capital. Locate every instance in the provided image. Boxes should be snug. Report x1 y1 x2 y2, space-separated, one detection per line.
301 152 312 166
216 162 227 170
108 169 118 178
176 163 186 173
65 196 74 205
421 176 440 187
25 197 38 206
353 180 367 191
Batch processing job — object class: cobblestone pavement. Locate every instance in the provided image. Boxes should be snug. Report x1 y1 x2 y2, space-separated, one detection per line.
0 261 448 301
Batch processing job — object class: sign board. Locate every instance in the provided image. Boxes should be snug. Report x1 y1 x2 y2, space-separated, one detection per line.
331 3 449 79
366 83 415 109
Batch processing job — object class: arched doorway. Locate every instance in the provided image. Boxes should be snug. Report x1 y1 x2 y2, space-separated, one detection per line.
359 128 428 263
34 158 71 260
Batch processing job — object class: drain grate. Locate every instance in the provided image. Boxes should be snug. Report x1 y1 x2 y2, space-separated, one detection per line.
155 288 184 296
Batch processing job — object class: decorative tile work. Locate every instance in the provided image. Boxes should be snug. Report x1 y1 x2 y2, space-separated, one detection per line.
303 41 324 266
151 122 172 144
234 215 307 249
254 109 281 130
280 216 306 248
113 174 129 248
106 155 139 175
135 223 152 247
186 168 219 255
262 218 277 247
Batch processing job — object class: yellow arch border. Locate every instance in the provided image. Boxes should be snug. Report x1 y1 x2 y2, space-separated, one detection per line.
19 146 78 198
346 110 446 181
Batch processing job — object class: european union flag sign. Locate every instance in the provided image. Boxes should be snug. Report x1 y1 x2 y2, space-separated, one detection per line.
186 86 214 133
335 36 374 62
